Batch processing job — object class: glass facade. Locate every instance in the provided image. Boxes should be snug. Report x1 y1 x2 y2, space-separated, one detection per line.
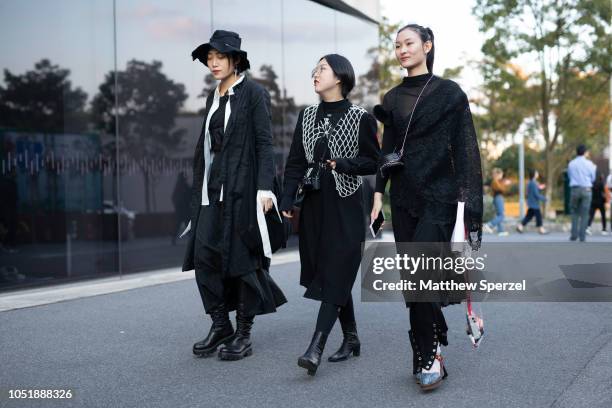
0 0 379 291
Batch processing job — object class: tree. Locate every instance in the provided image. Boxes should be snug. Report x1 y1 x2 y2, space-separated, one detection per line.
473 0 611 213
0 59 88 133
91 60 188 212
373 16 402 101
492 144 542 178
197 73 217 115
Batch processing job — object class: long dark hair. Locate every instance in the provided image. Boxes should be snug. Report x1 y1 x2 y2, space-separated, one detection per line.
319 54 355 98
397 24 435 73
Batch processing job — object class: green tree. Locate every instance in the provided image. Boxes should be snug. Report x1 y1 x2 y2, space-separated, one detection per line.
91 60 188 212
492 144 542 178
473 0 611 213
373 16 402 101
0 59 88 133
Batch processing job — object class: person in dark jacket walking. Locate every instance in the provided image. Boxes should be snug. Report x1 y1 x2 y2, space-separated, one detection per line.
516 169 548 234
587 171 610 235
370 24 483 391
280 54 379 376
183 30 286 361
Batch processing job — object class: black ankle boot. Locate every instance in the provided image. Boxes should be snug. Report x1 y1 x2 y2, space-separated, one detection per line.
328 321 360 362
193 305 234 357
218 304 254 361
297 331 328 376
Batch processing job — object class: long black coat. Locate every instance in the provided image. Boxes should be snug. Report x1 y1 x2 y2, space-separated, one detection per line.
374 78 483 250
182 77 274 276
280 100 379 306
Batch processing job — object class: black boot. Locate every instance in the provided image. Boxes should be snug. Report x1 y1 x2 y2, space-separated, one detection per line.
193 305 234 357
328 321 360 362
218 304 254 361
297 331 328 376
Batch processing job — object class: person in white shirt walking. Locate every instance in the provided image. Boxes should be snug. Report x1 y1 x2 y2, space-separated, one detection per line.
567 144 597 242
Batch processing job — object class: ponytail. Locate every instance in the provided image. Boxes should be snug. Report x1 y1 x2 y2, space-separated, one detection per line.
424 27 435 73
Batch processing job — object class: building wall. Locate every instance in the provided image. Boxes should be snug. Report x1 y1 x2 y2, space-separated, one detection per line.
0 0 379 291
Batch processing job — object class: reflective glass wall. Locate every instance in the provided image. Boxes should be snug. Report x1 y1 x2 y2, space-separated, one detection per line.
0 0 379 291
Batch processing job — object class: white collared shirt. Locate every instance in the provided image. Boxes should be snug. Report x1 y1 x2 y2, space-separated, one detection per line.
201 74 246 205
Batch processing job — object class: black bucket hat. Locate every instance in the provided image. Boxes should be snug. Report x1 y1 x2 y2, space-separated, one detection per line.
191 30 250 72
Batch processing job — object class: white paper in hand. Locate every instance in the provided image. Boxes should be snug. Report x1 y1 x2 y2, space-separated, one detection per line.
450 201 465 253
178 221 191 239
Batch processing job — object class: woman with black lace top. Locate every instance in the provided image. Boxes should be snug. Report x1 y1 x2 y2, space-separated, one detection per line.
370 24 483 391
279 54 379 376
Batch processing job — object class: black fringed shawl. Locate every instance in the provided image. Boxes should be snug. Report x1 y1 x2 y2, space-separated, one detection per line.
374 76 483 250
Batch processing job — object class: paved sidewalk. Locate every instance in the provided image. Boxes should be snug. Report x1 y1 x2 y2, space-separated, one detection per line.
1 258 612 407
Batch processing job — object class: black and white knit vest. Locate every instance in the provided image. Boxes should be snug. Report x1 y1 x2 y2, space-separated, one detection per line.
302 103 366 198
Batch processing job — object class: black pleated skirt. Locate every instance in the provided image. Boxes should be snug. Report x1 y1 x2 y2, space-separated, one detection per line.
194 196 286 315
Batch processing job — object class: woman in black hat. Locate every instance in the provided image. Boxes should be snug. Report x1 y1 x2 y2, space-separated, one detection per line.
183 30 286 361
370 24 483 391
280 54 379 376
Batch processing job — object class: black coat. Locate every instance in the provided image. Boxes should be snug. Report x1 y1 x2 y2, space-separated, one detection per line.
375 78 483 250
280 100 380 305
182 77 274 276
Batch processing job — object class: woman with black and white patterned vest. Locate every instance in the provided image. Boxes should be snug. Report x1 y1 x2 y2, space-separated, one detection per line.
280 54 380 376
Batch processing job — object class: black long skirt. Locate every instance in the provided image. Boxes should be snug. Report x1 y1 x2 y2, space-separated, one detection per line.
298 168 365 306
194 198 286 316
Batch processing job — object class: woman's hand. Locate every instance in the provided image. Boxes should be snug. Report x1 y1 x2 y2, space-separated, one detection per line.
370 192 384 224
326 159 337 170
282 210 294 219
261 197 273 213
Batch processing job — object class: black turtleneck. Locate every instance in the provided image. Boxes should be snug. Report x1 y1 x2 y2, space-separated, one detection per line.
312 99 351 162
396 73 438 118
374 73 440 194
318 98 351 121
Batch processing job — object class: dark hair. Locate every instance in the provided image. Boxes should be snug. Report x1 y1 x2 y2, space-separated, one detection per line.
228 52 250 73
529 169 537 179
397 24 435 73
208 48 250 73
576 144 587 156
319 54 355 98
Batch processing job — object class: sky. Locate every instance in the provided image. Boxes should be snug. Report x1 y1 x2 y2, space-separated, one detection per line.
0 0 489 113
0 0 379 111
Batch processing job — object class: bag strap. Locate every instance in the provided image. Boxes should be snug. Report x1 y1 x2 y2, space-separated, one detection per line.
396 74 434 157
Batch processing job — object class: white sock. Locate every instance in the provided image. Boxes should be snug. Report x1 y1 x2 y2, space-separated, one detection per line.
421 345 441 374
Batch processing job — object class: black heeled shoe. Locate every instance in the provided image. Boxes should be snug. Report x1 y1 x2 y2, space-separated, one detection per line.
218 305 254 361
328 321 360 362
193 305 234 357
297 331 328 376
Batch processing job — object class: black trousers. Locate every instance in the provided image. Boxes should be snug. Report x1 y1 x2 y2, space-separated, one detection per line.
521 208 543 227
588 202 607 230
314 295 356 335
391 204 453 373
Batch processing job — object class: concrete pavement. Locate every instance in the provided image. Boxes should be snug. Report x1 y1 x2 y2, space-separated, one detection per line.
2 250 612 407
1 230 611 407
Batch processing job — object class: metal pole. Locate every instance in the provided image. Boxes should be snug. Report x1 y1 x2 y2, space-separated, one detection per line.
518 134 525 219
210 0 214 33
609 73 611 172
113 0 123 279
